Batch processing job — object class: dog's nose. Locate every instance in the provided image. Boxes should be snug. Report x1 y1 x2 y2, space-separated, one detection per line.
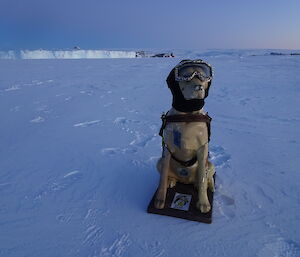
195 85 203 91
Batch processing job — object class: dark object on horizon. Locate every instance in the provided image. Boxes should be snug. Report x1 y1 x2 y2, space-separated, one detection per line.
136 51 146 57
151 53 175 58
269 52 300 56
248 51 300 57
270 52 284 55
73 46 81 50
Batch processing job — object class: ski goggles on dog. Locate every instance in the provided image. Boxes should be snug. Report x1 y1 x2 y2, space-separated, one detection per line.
174 59 213 82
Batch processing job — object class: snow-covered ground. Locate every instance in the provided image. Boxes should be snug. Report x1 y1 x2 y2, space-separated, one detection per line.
0 50 299 257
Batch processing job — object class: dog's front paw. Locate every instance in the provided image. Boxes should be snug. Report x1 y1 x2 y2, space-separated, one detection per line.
168 178 177 188
154 190 166 209
196 197 211 213
197 201 211 213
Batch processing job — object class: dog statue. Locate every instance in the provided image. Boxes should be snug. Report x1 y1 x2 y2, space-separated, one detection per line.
155 59 215 213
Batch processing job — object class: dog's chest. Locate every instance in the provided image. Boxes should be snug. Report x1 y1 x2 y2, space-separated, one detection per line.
164 122 208 151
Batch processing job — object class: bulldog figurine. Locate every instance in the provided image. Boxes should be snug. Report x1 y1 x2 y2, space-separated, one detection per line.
155 59 215 213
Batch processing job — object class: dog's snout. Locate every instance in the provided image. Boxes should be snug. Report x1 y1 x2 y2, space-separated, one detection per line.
195 85 203 91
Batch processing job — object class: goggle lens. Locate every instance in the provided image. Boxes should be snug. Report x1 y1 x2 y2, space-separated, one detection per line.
175 62 212 82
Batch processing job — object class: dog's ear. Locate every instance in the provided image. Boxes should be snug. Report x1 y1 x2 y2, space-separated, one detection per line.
166 68 175 89
205 81 211 98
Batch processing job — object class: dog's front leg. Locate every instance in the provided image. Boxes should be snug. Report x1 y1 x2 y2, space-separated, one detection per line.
196 143 211 213
154 147 171 209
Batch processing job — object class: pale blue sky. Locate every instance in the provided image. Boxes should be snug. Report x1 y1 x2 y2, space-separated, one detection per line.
0 0 299 50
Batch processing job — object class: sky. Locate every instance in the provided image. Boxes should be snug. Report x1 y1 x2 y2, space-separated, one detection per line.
0 0 299 50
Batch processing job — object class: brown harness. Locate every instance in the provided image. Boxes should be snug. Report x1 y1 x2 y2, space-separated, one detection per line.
159 112 212 167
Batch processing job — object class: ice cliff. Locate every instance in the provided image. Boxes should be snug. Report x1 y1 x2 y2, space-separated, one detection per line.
0 49 137 59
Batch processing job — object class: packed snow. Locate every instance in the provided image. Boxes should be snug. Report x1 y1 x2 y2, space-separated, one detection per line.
0 50 299 257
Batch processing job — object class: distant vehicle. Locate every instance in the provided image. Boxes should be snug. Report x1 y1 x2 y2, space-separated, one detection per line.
151 52 175 58
135 51 175 58
136 51 146 57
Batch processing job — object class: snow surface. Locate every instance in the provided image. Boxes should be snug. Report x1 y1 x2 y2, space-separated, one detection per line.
0 50 299 257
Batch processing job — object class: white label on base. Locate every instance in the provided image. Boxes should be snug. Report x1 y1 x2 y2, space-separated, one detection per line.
170 193 192 211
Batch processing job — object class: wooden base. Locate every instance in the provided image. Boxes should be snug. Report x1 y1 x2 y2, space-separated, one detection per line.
147 181 214 224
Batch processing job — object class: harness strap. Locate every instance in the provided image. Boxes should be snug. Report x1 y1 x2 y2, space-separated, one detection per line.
159 112 212 167
159 111 169 137
159 112 212 141
165 146 198 167
164 114 212 123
